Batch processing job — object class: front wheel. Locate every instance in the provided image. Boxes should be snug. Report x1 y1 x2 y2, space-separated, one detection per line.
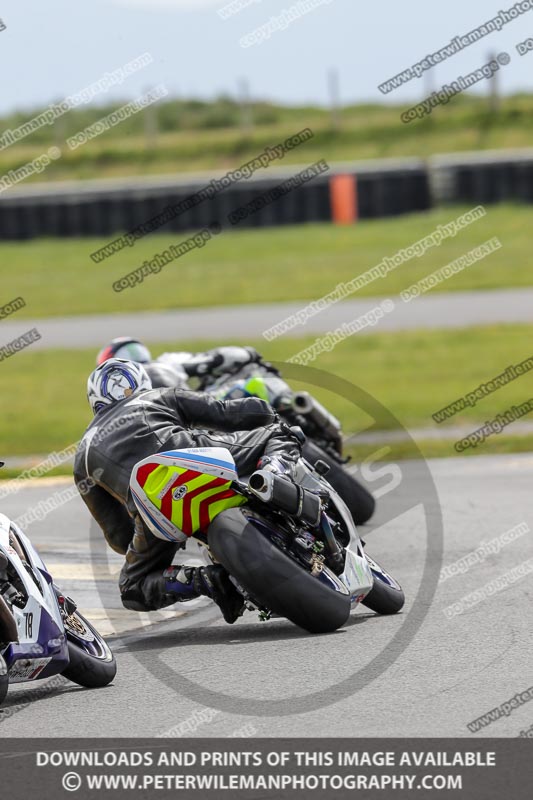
0 653 8 706
62 610 117 688
362 556 405 615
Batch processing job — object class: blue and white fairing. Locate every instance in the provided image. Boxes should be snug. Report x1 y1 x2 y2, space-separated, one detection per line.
0 513 69 683
294 465 374 606
316 509 374 606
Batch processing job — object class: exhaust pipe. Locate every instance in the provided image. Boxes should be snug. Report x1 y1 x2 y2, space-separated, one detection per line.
249 470 276 502
249 470 321 526
292 392 342 442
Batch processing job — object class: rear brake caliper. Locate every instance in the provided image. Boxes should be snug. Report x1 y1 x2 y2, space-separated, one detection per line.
293 532 325 575
310 540 326 574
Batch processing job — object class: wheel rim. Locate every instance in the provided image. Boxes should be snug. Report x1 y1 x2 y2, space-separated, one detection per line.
64 612 112 661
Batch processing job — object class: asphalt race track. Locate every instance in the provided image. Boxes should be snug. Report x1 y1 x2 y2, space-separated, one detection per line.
0 453 532 738
1 288 533 349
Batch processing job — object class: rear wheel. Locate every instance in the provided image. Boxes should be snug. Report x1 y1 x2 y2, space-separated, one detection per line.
208 507 351 634
362 556 405 615
62 611 117 688
0 653 8 706
303 440 375 525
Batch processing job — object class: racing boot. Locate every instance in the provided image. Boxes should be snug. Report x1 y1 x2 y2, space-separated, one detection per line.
257 452 298 479
163 565 244 624
257 424 305 476
161 565 201 602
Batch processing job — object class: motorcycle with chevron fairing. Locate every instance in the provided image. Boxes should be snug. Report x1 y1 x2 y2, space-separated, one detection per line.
130 446 404 634
0 464 116 709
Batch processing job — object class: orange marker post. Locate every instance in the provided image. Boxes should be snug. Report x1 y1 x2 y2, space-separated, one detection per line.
330 174 358 225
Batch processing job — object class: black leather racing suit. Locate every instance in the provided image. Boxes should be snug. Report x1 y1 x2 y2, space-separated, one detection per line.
74 387 300 611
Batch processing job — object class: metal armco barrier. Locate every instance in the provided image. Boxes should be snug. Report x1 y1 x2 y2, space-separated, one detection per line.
0 161 430 240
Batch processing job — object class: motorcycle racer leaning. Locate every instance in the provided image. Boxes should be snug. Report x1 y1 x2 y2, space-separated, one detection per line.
96 336 261 392
94 337 377 530
74 358 321 624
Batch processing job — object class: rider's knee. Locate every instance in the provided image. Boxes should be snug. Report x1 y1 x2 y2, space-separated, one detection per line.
120 587 153 612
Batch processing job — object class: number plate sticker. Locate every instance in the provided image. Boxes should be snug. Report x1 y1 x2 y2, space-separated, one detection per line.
9 657 51 681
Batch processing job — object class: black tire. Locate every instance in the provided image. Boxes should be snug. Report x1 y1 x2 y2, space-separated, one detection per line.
62 612 117 689
208 507 351 634
361 557 405 615
0 654 8 706
303 440 375 525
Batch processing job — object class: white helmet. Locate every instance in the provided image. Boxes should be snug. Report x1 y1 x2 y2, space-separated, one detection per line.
87 358 152 415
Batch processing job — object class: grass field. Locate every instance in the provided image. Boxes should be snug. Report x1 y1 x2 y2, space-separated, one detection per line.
1 205 531 319
3 94 533 181
0 324 530 465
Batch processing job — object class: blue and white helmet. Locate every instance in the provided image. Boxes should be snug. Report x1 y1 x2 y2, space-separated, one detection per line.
87 358 152 415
